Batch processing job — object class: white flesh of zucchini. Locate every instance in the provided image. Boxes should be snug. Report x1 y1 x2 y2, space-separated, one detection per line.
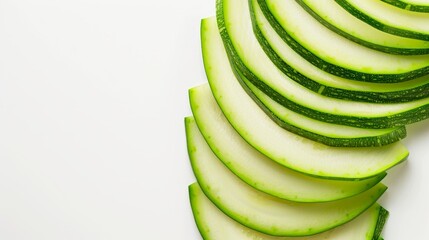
190 183 386 240
300 0 429 50
344 0 429 34
187 129 387 236
253 0 429 93
200 17 409 179
264 0 429 73
221 0 429 118
185 116 385 202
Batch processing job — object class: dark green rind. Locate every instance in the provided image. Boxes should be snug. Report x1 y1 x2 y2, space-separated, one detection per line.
336 0 429 41
258 0 429 82
217 0 429 129
373 207 389 240
382 0 429 13
233 65 407 147
297 0 429 55
249 0 429 103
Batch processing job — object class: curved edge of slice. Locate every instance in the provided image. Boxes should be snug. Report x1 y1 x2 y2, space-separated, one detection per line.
382 0 429 12
189 183 389 240
296 0 429 54
185 116 386 202
233 65 407 147
335 0 429 40
259 0 429 82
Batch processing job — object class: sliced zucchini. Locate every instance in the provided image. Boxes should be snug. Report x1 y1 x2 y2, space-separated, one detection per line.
236 68 406 147
262 0 429 82
189 183 388 240
187 132 387 236
217 0 429 129
250 0 429 103
185 116 386 202
201 17 409 180
382 0 429 12
297 0 429 54
336 0 429 40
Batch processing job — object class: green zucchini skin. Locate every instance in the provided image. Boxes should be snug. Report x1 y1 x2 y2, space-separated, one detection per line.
217 0 429 129
233 65 407 147
189 183 389 240
249 0 429 103
257 0 429 83
336 0 429 41
382 0 429 13
296 0 429 54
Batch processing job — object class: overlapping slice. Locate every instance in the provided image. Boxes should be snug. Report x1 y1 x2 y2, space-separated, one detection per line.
200 17 408 179
382 0 429 12
262 0 429 82
336 0 429 40
217 0 429 129
250 0 429 103
186 126 387 236
296 0 429 54
189 183 388 239
185 116 385 202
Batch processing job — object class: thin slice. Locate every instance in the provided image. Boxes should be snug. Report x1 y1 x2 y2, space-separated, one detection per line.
382 0 429 12
237 69 406 147
263 0 429 81
251 0 429 103
217 0 429 129
201 17 408 180
185 116 386 202
190 183 388 240
187 133 387 236
297 0 429 54
336 0 429 40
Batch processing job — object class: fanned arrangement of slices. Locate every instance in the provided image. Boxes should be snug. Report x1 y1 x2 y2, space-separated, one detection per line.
185 0 429 239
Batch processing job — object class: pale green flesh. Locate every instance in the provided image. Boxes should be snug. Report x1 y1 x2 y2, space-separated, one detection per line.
186 116 385 202
221 0 429 118
253 0 429 93
187 133 387 236
299 0 429 50
265 0 429 73
200 17 409 179
344 0 429 34
190 183 385 240
242 74 399 138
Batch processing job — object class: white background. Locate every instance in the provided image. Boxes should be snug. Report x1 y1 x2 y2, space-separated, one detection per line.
0 0 427 239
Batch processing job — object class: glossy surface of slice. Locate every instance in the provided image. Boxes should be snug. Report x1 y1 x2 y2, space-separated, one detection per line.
187 138 387 236
185 116 386 202
189 183 388 240
201 17 409 179
382 0 429 12
263 0 429 81
217 0 429 128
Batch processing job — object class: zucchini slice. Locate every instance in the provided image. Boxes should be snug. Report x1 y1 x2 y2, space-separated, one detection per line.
336 0 429 40
185 116 386 202
189 183 388 240
187 133 387 236
217 0 429 129
382 0 429 12
200 17 409 180
250 0 429 103
262 0 429 82
297 0 429 54
237 69 406 147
